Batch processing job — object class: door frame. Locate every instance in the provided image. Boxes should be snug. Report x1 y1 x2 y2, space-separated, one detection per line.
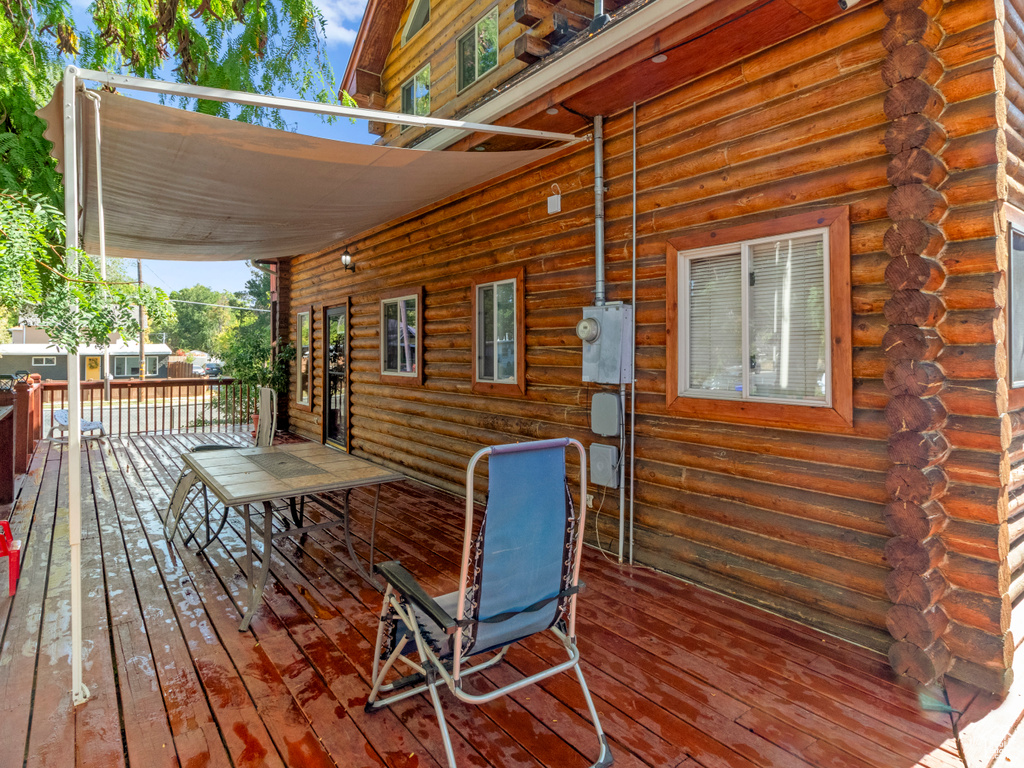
322 300 350 451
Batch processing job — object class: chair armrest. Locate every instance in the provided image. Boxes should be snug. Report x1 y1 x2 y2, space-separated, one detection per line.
191 444 235 453
377 561 457 634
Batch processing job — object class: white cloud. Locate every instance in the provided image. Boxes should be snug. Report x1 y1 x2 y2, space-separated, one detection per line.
318 0 369 47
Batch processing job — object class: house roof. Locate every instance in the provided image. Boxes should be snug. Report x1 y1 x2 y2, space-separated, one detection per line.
340 0 406 99
0 342 173 356
37 85 562 262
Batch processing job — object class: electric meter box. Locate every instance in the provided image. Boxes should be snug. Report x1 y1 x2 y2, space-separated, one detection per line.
581 304 633 384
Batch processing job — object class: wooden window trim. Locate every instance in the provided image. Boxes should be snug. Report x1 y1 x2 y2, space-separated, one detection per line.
471 266 526 397
457 5 500 94
294 306 313 412
321 301 350 450
666 206 852 433
380 286 424 386
1007 205 1024 410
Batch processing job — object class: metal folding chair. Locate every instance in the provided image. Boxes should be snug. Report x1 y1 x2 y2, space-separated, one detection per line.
366 437 613 768
164 386 277 549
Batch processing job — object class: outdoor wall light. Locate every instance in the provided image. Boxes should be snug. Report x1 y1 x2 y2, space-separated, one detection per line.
341 250 356 272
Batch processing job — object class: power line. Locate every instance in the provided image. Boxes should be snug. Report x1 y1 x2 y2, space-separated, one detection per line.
169 298 270 313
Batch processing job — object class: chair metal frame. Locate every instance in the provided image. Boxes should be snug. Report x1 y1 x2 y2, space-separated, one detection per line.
365 437 613 768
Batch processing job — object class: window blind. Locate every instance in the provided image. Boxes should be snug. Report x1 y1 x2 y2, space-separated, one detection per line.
748 235 826 402
688 253 742 395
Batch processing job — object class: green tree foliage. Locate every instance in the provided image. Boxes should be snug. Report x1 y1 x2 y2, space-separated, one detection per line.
218 265 291 392
1 0 342 348
150 283 234 352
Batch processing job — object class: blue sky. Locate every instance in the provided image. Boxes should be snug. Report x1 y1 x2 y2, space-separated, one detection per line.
87 0 374 296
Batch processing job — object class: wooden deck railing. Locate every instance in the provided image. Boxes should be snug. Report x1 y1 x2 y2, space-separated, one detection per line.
40 378 256 438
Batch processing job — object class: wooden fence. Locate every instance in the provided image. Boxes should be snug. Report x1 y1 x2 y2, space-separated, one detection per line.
40 378 256 438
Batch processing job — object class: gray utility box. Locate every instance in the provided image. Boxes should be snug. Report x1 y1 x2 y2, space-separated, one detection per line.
581 304 634 384
590 443 620 488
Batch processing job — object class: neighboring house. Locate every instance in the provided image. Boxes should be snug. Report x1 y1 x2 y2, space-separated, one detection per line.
0 338 172 380
270 0 1024 699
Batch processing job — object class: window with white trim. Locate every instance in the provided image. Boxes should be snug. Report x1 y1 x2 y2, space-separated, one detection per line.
475 278 517 385
457 7 499 91
31 356 56 366
401 0 430 44
680 228 830 406
381 294 418 377
296 311 311 406
401 65 430 126
114 356 140 377
146 355 159 376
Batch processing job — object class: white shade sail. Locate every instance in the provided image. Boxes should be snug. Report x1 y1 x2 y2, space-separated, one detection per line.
37 84 560 262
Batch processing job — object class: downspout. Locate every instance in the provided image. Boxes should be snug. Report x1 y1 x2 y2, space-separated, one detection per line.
594 115 606 307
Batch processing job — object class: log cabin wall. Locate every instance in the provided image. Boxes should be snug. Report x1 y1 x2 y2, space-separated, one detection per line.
282 0 1015 694
1001 0 1024 694
377 0 528 146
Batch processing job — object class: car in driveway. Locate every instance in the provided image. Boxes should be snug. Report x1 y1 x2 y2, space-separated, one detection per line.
204 362 223 377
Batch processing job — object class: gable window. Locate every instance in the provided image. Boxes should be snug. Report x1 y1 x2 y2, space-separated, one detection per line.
401 65 431 124
472 267 525 396
296 310 311 408
401 0 430 44
457 7 499 91
32 356 56 366
380 288 423 384
666 207 852 431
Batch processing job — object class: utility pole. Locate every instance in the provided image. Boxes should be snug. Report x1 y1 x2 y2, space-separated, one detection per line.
138 259 146 380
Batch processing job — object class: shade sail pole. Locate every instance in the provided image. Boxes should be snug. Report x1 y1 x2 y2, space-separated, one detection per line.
63 66 90 707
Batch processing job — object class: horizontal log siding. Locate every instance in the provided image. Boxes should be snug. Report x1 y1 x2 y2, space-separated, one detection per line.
379 0 530 146
996 0 1024 694
281 0 912 658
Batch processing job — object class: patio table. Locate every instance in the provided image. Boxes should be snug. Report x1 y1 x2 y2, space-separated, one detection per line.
172 442 405 630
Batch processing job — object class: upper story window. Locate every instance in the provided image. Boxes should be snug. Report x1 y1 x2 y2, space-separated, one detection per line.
401 65 431 122
472 267 525 396
380 288 423 385
666 207 852 431
458 7 499 91
401 0 430 45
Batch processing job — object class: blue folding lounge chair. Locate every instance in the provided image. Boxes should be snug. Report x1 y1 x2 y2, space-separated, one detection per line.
366 437 613 768
164 386 277 549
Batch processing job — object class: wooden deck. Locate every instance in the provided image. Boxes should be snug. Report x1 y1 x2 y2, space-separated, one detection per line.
0 432 1020 768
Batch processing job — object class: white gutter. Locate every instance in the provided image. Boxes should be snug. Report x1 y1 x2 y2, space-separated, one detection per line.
415 0 711 150
71 68 584 145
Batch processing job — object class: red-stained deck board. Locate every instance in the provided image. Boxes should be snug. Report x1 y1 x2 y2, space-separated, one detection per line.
93 439 232 768
6 431 1022 768
0 443 58 768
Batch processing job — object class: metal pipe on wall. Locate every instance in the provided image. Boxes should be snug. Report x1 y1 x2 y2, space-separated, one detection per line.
593 115 606 307
629 102 638 564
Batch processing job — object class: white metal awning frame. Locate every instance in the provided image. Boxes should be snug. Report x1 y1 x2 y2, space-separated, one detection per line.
58 65 589 707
